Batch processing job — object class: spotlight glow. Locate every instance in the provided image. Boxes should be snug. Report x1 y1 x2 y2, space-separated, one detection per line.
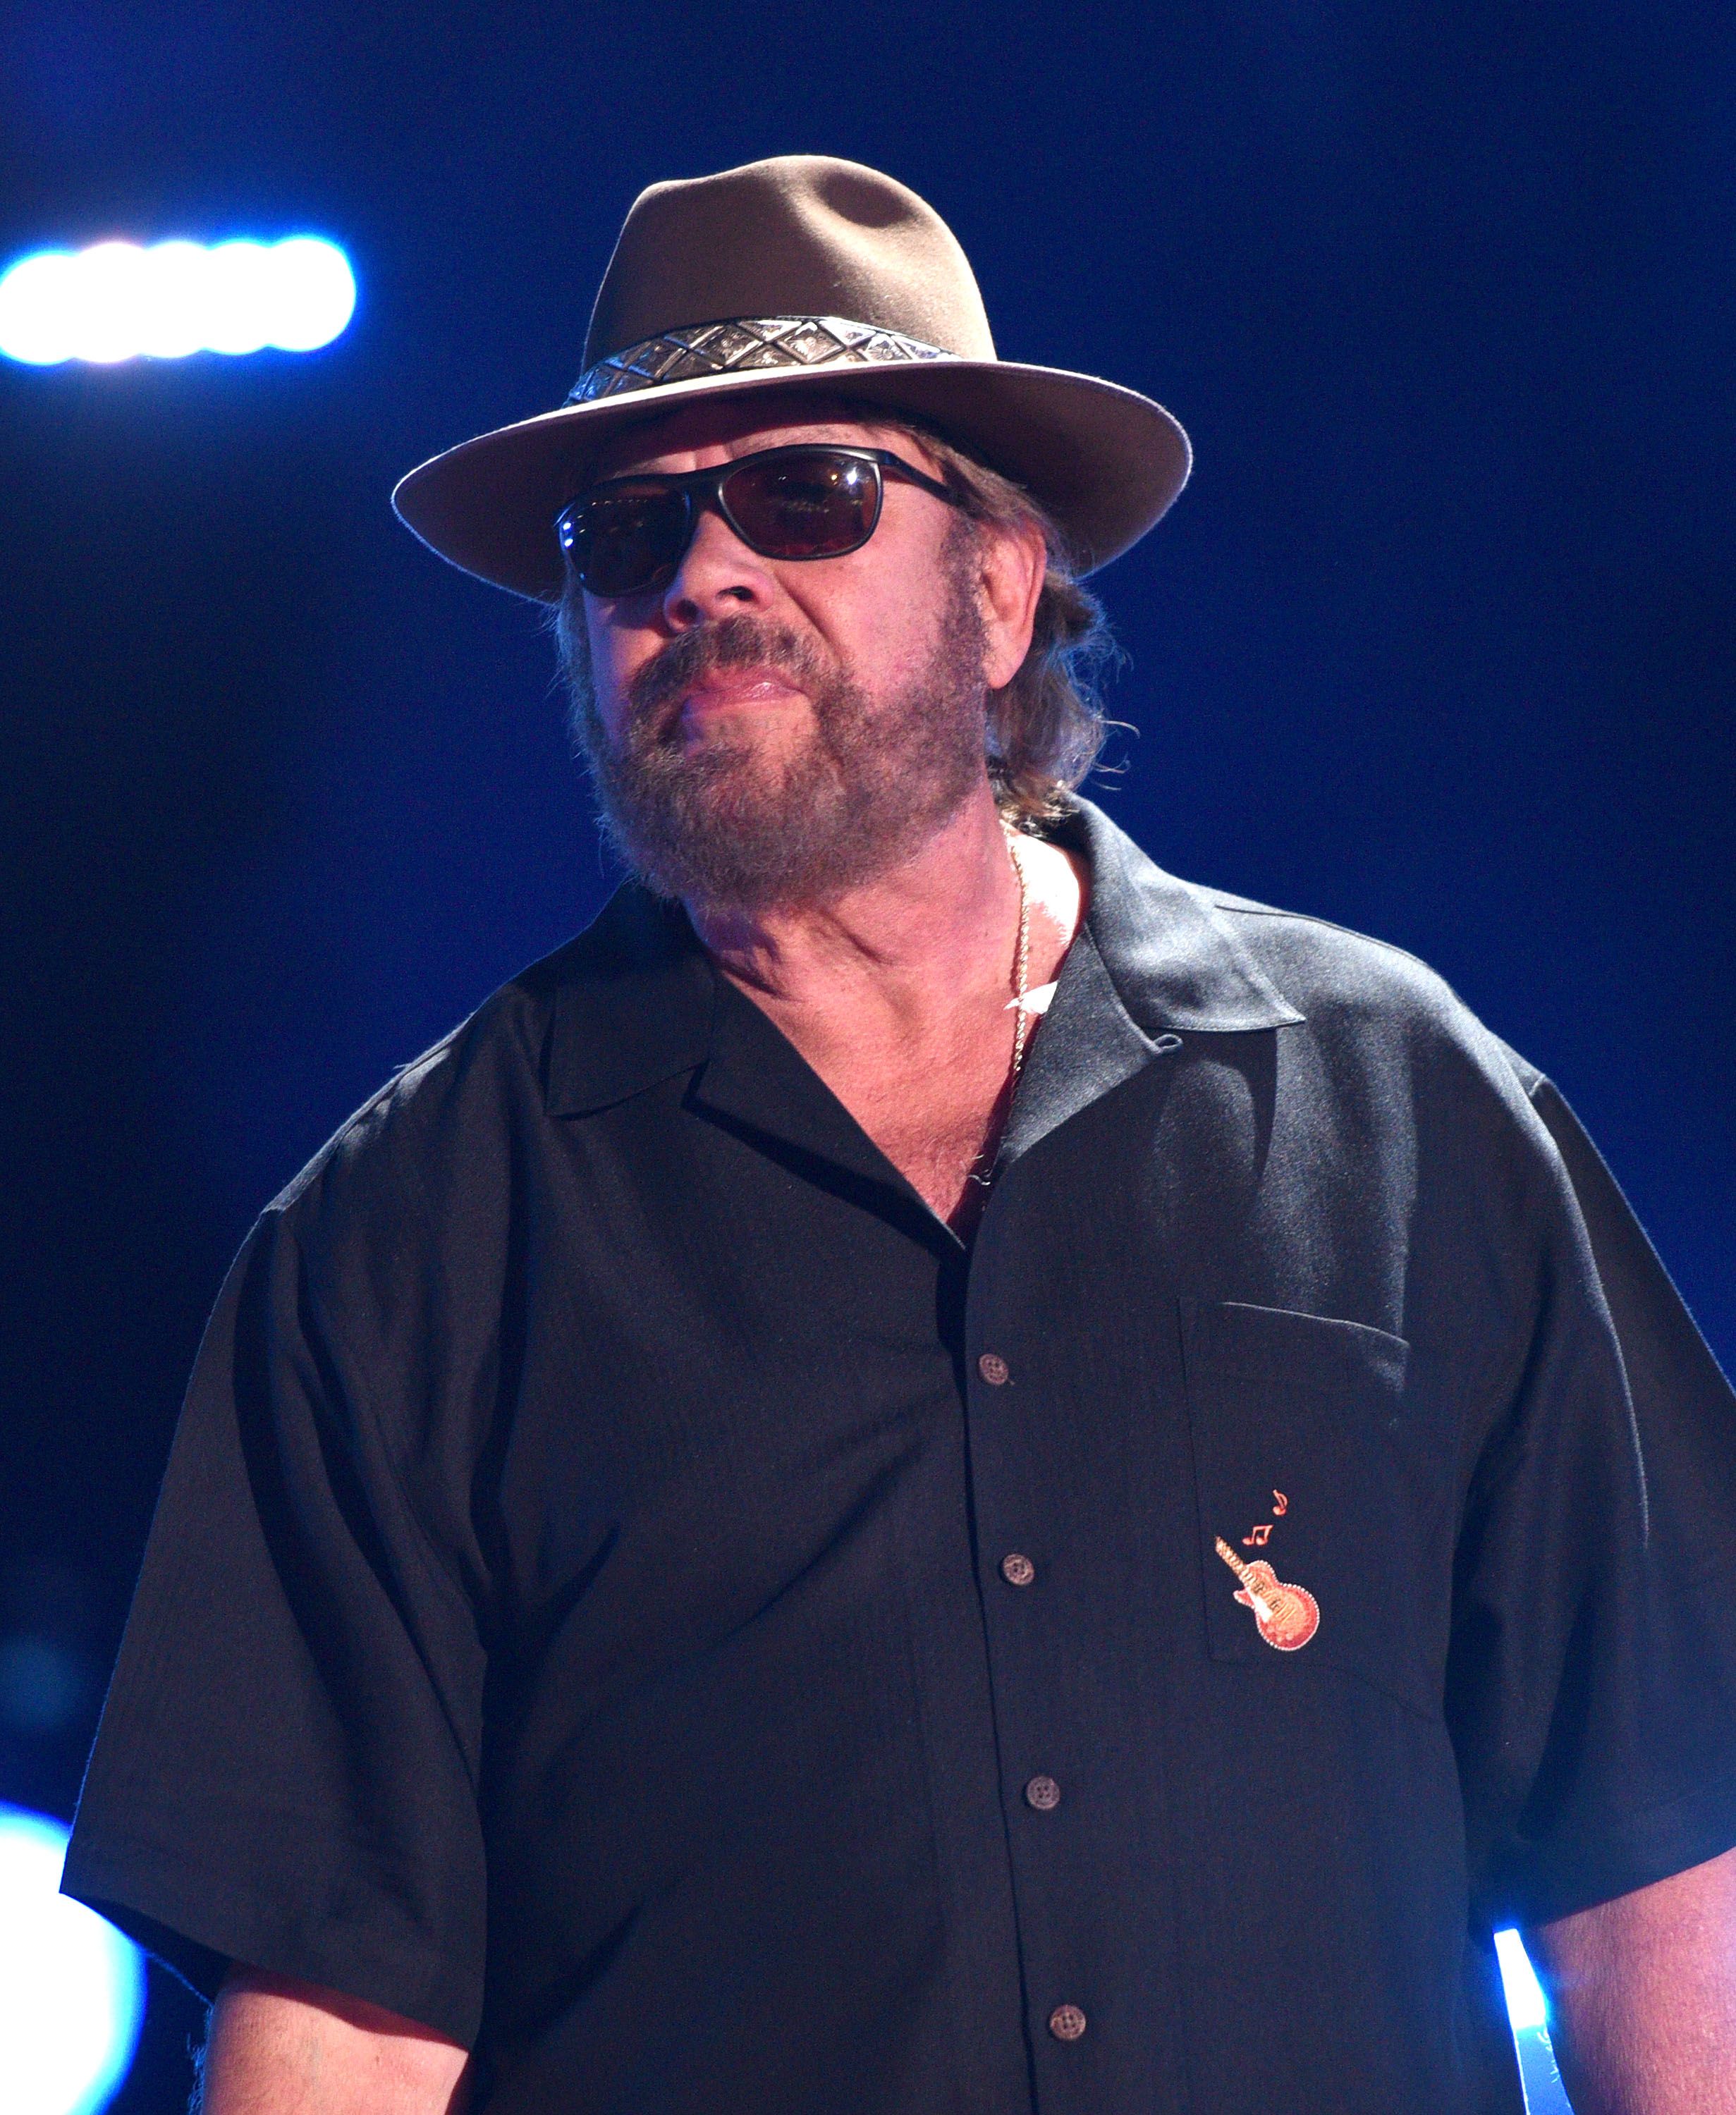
0 235 356 365
1494 1926 1548 2031
0 1804 143 2115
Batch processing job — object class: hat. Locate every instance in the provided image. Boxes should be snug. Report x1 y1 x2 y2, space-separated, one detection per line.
391 155 1192 601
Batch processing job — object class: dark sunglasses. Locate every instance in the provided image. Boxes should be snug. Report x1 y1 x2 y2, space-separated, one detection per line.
555 443 962 597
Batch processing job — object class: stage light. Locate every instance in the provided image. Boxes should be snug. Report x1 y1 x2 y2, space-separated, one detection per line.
0 1804 144 2115
262 236 359 351
1496 1928 1573 2114
1493 1926 1547 2030
0 235 356 366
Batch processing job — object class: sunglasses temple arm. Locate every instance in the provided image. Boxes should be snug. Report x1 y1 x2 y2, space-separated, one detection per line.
879 454 965 509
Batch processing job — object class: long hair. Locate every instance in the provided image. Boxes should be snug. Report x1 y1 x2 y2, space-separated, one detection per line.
550 407 1123 826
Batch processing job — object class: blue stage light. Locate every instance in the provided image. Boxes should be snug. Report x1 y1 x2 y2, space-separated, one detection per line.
0 1804 144 2115
0 235 356 366
1496 1927 1574 2114
1493 1926 1548 2030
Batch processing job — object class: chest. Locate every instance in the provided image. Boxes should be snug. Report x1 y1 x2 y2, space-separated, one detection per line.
856 1075 1010 1222
495 1049 1438 1626
472 1046 1476 2081
785 1019 1025 1224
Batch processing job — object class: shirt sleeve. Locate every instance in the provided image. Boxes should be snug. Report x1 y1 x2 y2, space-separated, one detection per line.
60 1200 490 2047
1448 1060 1736 1932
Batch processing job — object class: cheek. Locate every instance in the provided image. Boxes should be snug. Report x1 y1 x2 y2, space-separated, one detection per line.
583 613 650 736
805 568 948 689
845 522 972 666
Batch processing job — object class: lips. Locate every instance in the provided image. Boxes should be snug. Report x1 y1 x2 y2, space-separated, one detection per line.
626 615 836 751
678 671 807 733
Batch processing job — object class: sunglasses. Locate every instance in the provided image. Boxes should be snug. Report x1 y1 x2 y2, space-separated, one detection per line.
555 443 962 597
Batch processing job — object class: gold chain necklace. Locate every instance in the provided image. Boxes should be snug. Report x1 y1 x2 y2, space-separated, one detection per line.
1008 827 1032 1080
965 827 1032 1191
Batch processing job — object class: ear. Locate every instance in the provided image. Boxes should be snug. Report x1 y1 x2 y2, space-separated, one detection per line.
975 516 1049 692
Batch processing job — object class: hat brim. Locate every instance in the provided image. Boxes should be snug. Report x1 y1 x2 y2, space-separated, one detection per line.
391 358 1191 599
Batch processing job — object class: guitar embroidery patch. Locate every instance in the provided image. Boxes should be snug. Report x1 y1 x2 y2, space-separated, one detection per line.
1214 1491 1319 1652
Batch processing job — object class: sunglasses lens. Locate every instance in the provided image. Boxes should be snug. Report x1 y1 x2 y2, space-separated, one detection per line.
559 449 887 591
723 450 879 558
561 484 690 596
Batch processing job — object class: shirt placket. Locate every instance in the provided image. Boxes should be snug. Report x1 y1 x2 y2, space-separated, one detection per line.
958 1187 1185 2114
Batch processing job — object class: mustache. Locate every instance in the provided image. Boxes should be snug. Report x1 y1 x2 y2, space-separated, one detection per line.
627 615 834 732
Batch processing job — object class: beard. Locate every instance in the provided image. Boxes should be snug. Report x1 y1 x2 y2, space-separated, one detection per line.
568 536 991 913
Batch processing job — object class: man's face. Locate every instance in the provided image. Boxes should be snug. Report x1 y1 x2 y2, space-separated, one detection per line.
570 396 1003 912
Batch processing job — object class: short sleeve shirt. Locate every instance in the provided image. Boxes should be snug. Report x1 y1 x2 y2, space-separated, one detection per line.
63 799 1736 2114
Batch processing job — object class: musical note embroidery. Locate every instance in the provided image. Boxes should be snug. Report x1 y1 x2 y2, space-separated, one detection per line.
1239 1489 1290 1547
1214 1535 1321 1652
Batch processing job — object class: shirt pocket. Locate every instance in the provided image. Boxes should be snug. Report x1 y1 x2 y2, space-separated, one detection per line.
1180 1299 1434 1717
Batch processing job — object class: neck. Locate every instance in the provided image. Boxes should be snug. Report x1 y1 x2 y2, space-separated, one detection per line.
685 783 1086 1234
688 787 1025 1020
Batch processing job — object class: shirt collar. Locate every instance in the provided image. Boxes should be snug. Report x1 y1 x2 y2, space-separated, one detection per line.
543 797 1302 1120
1049 798 1304 1036
545 886 716 1117
991 801 1303 1175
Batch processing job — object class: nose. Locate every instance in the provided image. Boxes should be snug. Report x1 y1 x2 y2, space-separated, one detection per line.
660 503 776 629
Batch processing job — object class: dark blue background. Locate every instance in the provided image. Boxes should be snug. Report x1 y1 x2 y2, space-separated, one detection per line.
2 4 1730 2104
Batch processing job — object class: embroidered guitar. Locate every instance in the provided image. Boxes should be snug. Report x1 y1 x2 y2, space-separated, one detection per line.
1214 1536 1321 1652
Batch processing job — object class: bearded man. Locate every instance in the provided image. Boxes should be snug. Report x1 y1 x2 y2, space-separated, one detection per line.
64 157 1736 2115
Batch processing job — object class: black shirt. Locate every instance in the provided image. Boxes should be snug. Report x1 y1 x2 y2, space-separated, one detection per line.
65 799 1736 2114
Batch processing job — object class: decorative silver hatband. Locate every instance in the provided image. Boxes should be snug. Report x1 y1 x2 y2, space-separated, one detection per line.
566 315 952 405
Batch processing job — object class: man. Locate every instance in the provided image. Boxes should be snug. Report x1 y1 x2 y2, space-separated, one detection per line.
63 157 1736 2114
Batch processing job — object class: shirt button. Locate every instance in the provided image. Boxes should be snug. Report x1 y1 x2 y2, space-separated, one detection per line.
1001 1552 1037 1588
1025 1774 1061 1811
1049 2003 1087 2042
977 1351 1010 1386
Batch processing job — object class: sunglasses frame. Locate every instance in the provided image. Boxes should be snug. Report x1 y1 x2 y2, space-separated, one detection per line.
554 443 963 596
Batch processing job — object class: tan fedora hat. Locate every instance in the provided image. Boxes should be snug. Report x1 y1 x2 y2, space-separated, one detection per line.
391 154 1192 601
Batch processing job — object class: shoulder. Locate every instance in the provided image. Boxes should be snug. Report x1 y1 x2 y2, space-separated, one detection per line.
1189 885 1560 1150
1204 885 1465 1024
259 881 704 1262
264 928 591 1234
1209 886 1525 1065
1070 800 1530 1089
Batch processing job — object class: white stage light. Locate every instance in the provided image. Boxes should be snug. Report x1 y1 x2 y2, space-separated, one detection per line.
265 235 360 351
66 243 151 364
135 240 216 360
0 1804 144 2115
0 235 357 366
202 240 275 356
0 252 78 366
